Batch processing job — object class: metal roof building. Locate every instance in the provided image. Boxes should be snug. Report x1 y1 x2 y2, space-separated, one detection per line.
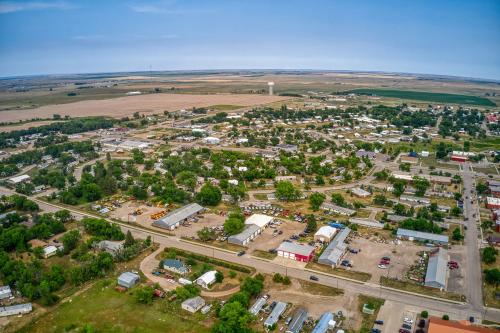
245 214 273 229
396 228 449 245
320 203 355 216
311 312 334 333
286 307 308 333
318 227 351 267
277 242 315 262
0 303 32 317
314 226 337 243
264 301 287 328
249 296 267 316
425 248 448 289
117 272 140 289
181 296 206 313
0 286 12 300
228 224 261 246
153 203 205 230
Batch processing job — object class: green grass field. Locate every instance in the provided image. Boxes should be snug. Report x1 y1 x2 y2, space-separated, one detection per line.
350 88 496 106
17 279 212 333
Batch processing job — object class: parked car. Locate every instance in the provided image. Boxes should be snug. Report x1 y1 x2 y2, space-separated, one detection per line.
402 323 412 330
310 275 319 281
403 317 413 324
399 329 410 333
237 250 246 256
371 329 381 333
375 320 384 325
284 316 292 325
377 264 387 269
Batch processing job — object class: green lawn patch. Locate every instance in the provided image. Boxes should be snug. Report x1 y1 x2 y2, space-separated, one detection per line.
252 249 277 260
306 262 372 282
358 295 385 333
380 276 465 302
350 89 496 106
17 279 212 333
208 104 244 111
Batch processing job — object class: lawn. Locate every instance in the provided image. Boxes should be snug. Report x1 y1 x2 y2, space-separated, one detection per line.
252 249 277 260
380 276 465 302
306 262 372 282
16 279 212 333
349 89 496 106
357 295 385 333
482 254 500 309
297 280 343 297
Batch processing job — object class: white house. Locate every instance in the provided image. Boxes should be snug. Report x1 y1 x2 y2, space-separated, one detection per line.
196 270 217 289
202 137 220 145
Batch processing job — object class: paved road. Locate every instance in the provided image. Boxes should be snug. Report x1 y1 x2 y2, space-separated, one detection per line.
461 163 484 316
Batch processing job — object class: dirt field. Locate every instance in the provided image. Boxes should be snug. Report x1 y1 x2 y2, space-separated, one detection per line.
343 236 423 283
0 93 290 123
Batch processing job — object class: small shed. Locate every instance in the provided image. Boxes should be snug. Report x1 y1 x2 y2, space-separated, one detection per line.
181 296 206 313
117 272 140 289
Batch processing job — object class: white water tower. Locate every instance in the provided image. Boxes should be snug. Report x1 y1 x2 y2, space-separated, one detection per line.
268 82 275 95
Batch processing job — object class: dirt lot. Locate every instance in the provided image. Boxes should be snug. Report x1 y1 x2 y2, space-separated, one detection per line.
343 236 424 283
109 201 226 236
0 93 289 122
447 247 466 293
246 219 306 253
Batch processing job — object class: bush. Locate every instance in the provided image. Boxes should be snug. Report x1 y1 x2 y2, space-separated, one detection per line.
421 310 428 318
442 314 449 320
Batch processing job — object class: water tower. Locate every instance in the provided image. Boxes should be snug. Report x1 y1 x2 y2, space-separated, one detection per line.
268 82 275 96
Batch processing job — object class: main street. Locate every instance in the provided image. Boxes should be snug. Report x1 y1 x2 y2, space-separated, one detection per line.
461 163 485 315
6 189 498 322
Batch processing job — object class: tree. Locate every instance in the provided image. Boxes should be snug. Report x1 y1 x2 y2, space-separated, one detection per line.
215 271 224 283
305 215 317 233
212 301 253 333
421 310 429 318
273 273 284 283
413 177 430 197
452 227 464 241
196 183 222 206
450 206 461 217
134 285 154 304
331 193 346 206
476 182 488 195
482 247 498 264
373 194 387 206
82 183 102 202
392 181 405 197
197 227 216 242
442 314 449 320
54 210 72 223
124 230 135 247
309 192 326 211
61 229 80 254
399 163 411 172
275 181 301 201
224 212 245 235
484 268 500 286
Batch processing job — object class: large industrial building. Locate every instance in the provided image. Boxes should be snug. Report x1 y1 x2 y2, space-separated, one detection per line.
153 203 205 230
228 214 273 246
320 203 355 216
314 226 337 243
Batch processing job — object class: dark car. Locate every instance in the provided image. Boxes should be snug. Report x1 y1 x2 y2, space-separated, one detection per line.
371 329 381 333
402 323 412 330
399 329 410 333
237 250 246 256
310 275 319 281
375 320 384 325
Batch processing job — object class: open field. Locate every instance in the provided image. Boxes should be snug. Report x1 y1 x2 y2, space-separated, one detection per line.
0 93 290 123
350 88 496 106
15 279 212 333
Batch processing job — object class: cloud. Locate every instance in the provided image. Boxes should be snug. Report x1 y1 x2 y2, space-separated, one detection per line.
0 1 73 14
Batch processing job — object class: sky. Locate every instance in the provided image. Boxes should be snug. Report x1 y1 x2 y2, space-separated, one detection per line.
0 0 499 79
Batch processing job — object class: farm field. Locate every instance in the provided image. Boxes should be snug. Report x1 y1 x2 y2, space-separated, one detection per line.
0 93 290 123
16 279 212 333
350 88 496 106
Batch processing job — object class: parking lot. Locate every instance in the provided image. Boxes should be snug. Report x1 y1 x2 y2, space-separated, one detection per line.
342 236 424 283
247 219 306 253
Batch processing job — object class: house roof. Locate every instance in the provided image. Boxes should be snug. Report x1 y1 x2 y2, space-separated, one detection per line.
154 203 204 228
311 312 334 333
425 248 448 287
314 226 337 239
428 317 497 333
277 242 315 257
182 296 205 309
287 307 308 333
118 272 140 284
163 259 188 271
397 228 449 243
196 270 217 285
245 214 273 228
264 301 287 327
320 202 355 215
